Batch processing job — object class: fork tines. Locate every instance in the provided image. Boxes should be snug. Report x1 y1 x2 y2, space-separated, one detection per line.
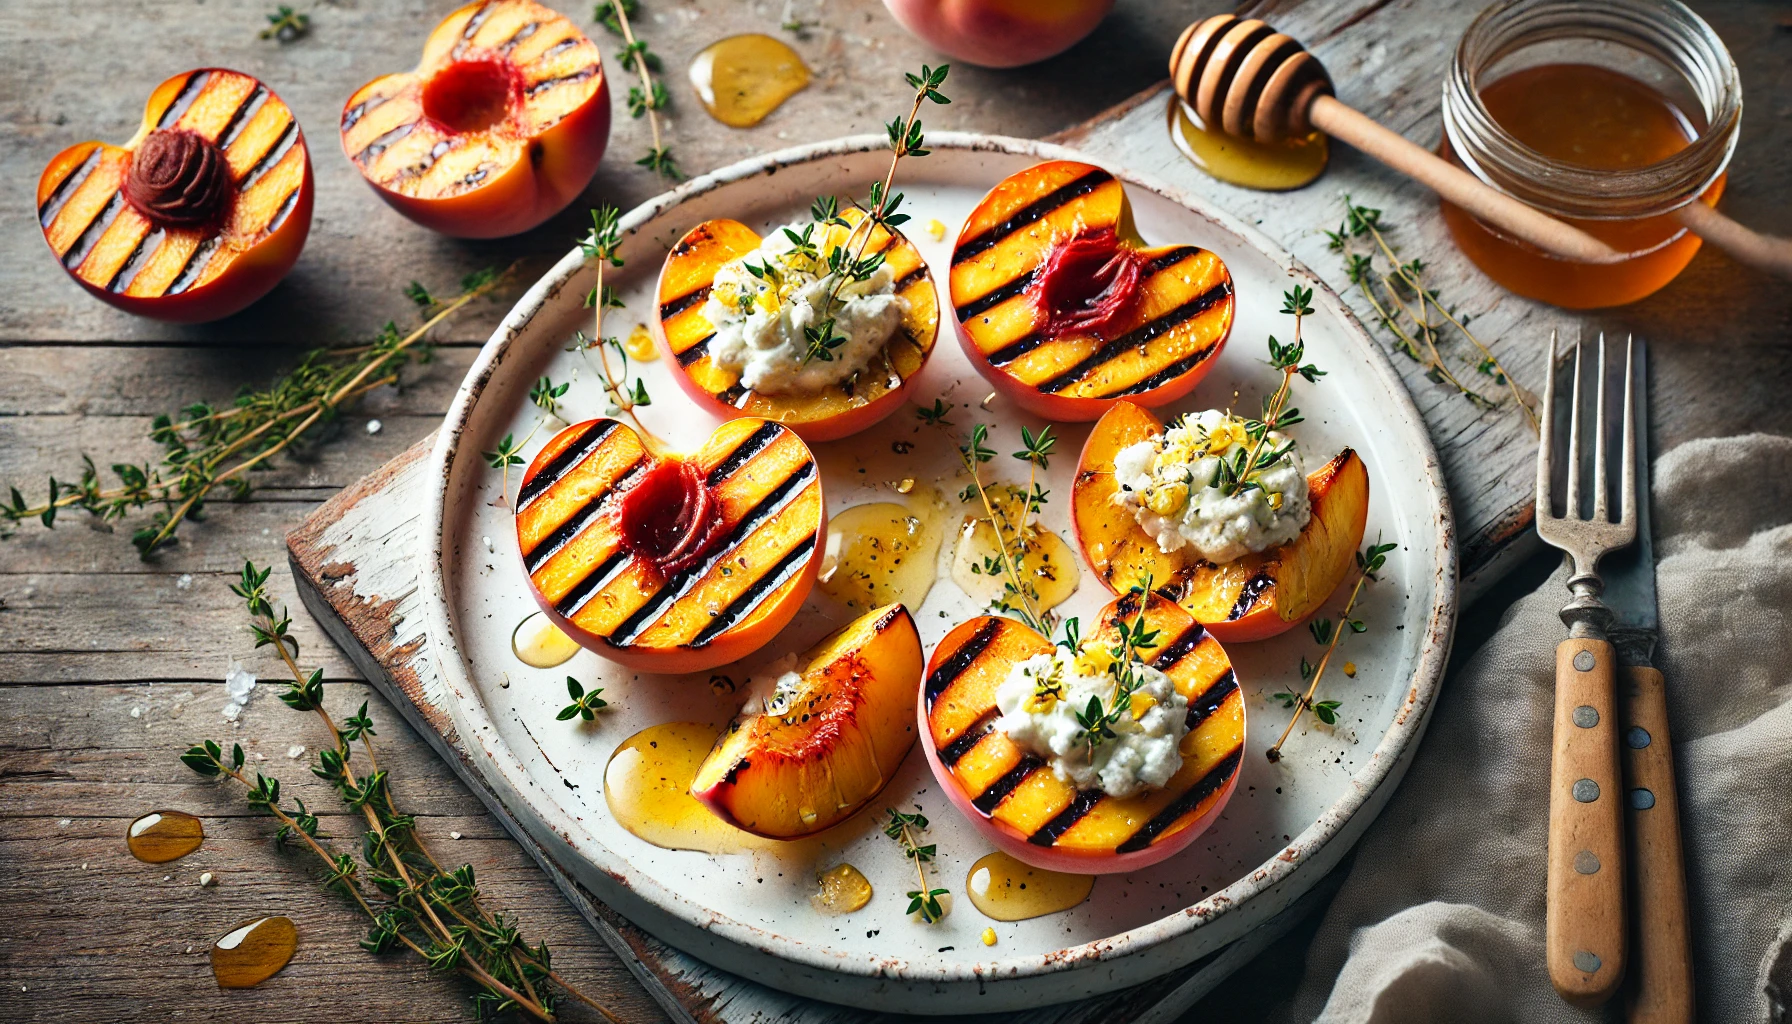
1535 331 1637 559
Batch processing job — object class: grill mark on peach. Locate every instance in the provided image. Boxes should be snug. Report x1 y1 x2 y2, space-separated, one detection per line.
892 265 930 295
241 121 299 191
61 192 123 270
354 122 415 165
1101 346 1222 399
704 421 782 487
677 334 714 367
1035 281 1232 394
1028 787 1103 846
1227 569 1274 620
537 37 580 62
517 420 616 509
547 548 632 619
658 284 710 321
979 250 1205 366
924 618 1004 705
154 71 211 129
952 168 1114 266
166 236 220 295
341 95 385 132
106 229 164 293
528 66 599 97
267 184 303 235
971 754 1044 814
1115 746 1241 853
938 709 997 767
39 147 102 229
500 22 540 52
216 87 269 151
953 274 1031 323
1148 623 1208 671
522 459 647 572
602 459 816 640
1184 670 1238 730
688 534 816 647
452 3 495 58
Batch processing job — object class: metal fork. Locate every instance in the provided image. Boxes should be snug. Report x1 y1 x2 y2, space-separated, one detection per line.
1536 330 1637 1007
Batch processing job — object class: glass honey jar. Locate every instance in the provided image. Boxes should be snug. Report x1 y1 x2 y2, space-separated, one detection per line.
1439 0 1740 308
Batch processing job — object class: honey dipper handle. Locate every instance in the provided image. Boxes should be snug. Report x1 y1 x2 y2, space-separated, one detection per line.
1673 199 1792 280
1306 95 1625 266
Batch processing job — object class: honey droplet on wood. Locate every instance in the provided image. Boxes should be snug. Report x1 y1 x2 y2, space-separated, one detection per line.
211 916 297 988
819 490 945 613
965 851 1094 922
512 611 580 669
689 34 811 128
951 487 1079 616
811 863 873 915
604 723 769 854
1167 97 1328 192
126 809 204 864
624 323 659 362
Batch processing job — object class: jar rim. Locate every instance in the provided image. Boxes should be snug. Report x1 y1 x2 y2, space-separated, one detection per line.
1443 0 1741 221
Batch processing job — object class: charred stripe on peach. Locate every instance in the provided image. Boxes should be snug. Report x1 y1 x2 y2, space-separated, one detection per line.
1115 746 1243 854
952 167 1115 266
924 618 1004 705
1035 280 1232 394
516 418 619 511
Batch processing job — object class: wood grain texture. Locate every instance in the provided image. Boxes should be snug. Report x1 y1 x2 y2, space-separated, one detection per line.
1621 665 1694 1024
1547 637 1627 1006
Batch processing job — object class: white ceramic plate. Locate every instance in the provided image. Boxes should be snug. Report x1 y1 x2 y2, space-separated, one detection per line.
420 134 1456 1013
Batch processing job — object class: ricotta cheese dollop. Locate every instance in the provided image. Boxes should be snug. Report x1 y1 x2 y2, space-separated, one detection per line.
1111 409 1310 564
993 646 1189 799
701 221 908 396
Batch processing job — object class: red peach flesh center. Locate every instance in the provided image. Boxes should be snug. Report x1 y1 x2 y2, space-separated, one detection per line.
422 59 518 134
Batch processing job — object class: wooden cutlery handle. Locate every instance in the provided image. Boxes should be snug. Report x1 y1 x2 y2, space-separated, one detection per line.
1621 665 1695 1023
1549 637 1628 1006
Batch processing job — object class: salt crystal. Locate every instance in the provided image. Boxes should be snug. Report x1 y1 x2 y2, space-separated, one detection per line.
450 831 463 840
287 745 306 759
221 703 242 723
57 819 70 828
176 574 193 590
366 419 383 435
163 875 171 882
130 707 142 719
198 872 216 887
483 536 494 553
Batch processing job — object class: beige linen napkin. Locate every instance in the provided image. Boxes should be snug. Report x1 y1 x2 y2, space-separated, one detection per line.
1277 433 1792 1023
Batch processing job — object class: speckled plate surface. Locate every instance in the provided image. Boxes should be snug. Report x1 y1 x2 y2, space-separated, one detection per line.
419 134 1456 1013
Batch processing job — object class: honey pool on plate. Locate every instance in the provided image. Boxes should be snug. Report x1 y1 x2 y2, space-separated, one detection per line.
950 499 1080 618
211 915 298 988
512 610 580 669
604 722 772 855
965 850 1094 922
689 34 811 128
812 863 873 915
817 488 947 613
127 809 204 863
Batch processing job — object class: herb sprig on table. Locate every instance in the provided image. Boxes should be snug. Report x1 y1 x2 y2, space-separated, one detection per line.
182 562 620 1023
260 5 309 42
594 0 678 179
1326 198 1536 432
0 271 507 557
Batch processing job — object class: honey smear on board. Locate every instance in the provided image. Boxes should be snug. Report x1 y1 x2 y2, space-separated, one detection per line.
1168 98 1329 191
689 34 811 128
604 722 769 855
211 915 298 988
512 611 581 669
126 809 204 864
811 863 873 915
1439 63 1721 308
965 850 1094 922
951 486 1079 616
818 487 946 613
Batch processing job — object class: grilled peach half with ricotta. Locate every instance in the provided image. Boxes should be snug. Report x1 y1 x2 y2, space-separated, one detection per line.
921 592 1244 873
1072 401 1369 643
514 417 824 675
949 160 1233 420
37 68 313 323
691 603 922 838
341 0 610 238
654 210 939 442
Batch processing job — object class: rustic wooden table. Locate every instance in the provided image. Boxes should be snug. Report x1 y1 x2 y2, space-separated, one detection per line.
1 0 1787 1021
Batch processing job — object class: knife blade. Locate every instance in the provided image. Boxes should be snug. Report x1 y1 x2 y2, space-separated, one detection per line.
1601 338 1656 662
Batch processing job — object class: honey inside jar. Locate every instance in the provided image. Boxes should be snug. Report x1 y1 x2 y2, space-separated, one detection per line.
1441 63 1723 309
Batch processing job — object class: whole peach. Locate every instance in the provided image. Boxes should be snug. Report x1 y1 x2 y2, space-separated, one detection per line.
882 0 1115 68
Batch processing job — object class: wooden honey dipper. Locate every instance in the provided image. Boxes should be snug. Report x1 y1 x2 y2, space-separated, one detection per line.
1170 14 1792 279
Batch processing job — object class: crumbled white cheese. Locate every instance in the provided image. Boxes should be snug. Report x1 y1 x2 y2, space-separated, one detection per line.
1112 409 1310 564
993 647 1188 799
702 220 907 395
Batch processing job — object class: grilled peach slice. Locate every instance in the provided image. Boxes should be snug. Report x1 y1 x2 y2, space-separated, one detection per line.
37 68 313 323
949 160 1234 420
921 592 1244 873
1072 401 1369 643
341 0 610 238
514 417 825 674
691 603 922 838
654 210 939 442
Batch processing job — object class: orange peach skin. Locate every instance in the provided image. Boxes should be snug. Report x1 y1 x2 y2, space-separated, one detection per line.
691 603 922 838
919 594 1244 874
882 0 1115 68
341 0 611 238
37 70 314 323
653 214 939 442
1072 401 1370 643
515 417 825 675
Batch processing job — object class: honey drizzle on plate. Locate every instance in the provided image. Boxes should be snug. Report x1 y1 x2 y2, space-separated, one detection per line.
811 863 873 915
950 487 1079 617
603 722 770 854
512 610 580 669
818 487 946 613
689 34 811 128
964 851 1094 921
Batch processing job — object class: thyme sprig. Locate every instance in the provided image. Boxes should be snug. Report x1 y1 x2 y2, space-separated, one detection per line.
884 808 948 924
594 1 679 179
568 207 655 446
1072 579 1161 756
796 64 950 367
1265 539 1397 762
924 413 1056 635
557 677 610 721
1 271 506 556
1218 286 1323 498
1326 198 1536 433
260 5 309 41
185 562 622 1023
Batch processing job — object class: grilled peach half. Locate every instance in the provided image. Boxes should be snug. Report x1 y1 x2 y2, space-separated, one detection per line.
691 603 922 838
1072 401 1370 643
514 417 825 675
341 0 610 238
37 68 313 323
921 592 1243 873
654 210 939 442
949 160 1234 420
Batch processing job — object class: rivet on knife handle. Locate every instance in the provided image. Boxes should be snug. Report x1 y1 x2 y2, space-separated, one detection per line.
1621 665 1694 1023
1549 636 1628 1005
